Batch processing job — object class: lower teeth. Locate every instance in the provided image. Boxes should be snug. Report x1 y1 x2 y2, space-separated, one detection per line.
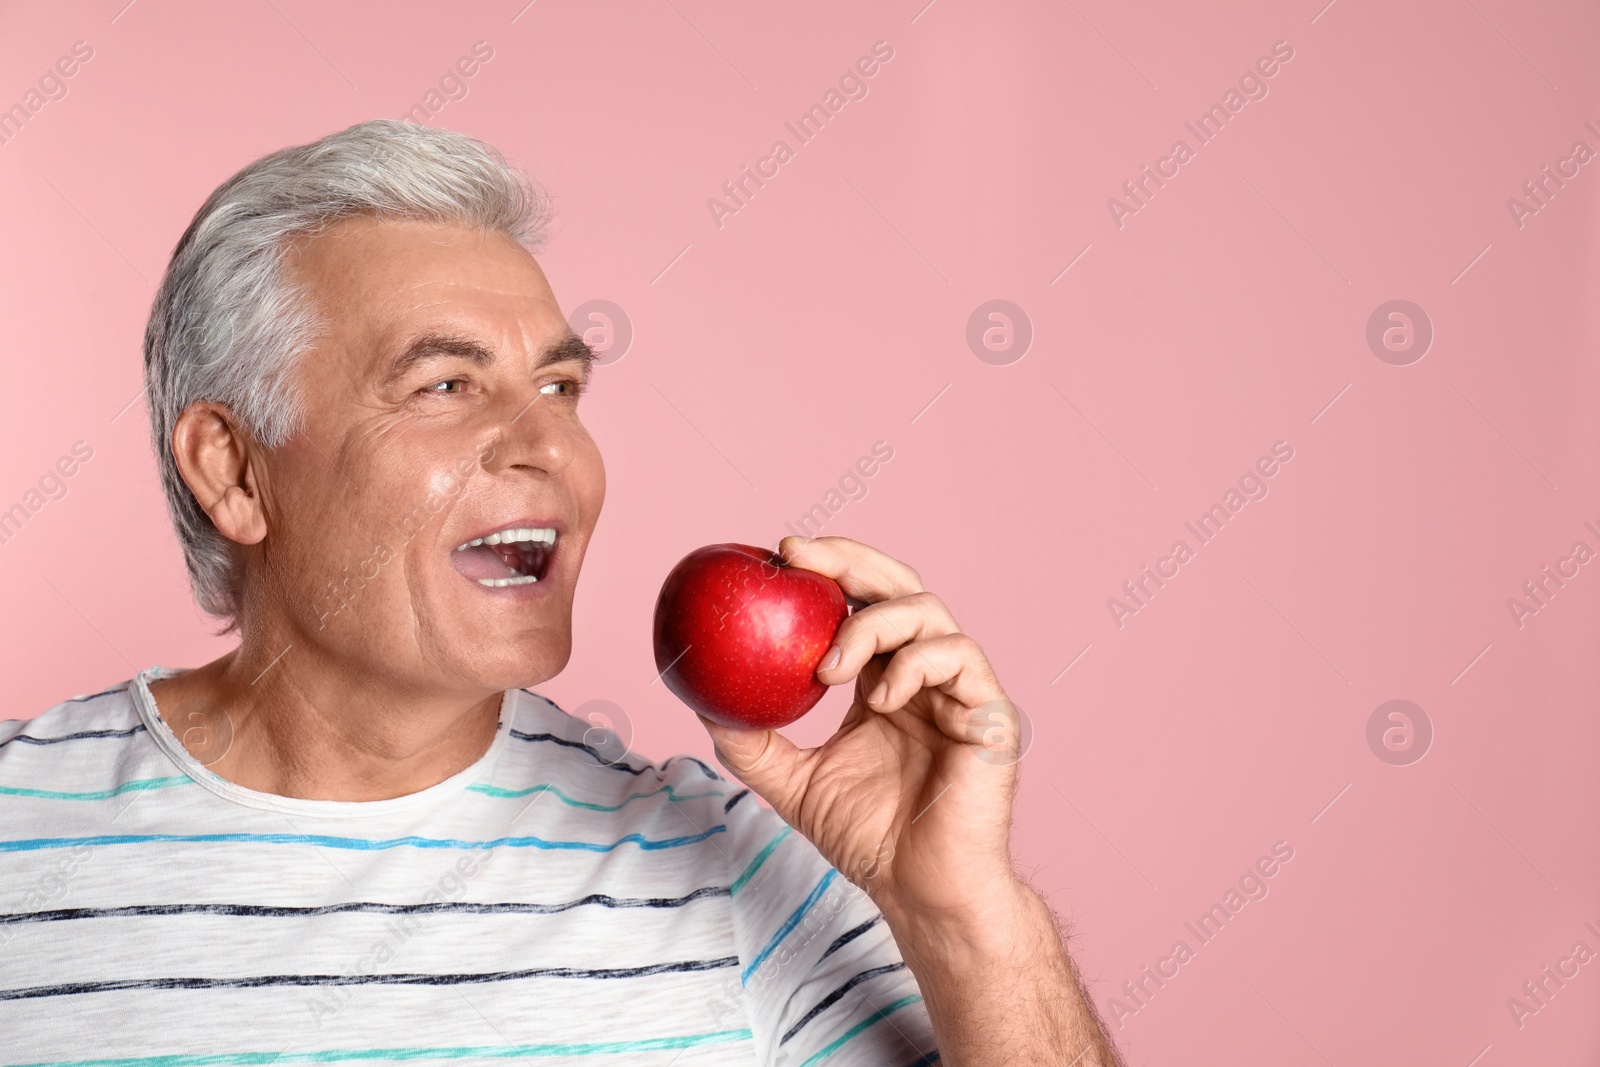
478 575 539 588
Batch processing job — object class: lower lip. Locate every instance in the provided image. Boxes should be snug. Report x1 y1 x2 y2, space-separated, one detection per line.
453 542 559 599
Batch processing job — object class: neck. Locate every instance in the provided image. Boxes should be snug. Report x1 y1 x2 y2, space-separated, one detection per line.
147 641 504 802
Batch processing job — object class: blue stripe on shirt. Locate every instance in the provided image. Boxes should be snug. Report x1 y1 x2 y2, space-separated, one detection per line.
729 826 792 895
9 1028 754 1067
0 825 726 855
0 776 193 801
465 782 723 809
742 868 839 985
0 776 720 811
795 993 926 1067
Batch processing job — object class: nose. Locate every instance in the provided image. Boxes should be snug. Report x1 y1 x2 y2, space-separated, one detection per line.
480 386 581 479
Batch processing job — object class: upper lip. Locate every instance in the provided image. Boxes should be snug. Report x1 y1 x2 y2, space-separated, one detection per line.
453 518 566 552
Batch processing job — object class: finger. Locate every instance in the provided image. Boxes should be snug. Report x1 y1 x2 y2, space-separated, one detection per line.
777 535 922 605
865 632 1007 736
817 591 960 684
696 716 806 826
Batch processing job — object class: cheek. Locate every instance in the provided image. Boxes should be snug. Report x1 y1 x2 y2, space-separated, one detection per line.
296 460 442 583
562 428 606 520
385 460 475 548
428 468 464 499
268 447 366 548
363 433 470 512
578 440 606 519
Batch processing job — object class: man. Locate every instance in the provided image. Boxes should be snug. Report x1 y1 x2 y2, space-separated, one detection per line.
0 120 1121 1066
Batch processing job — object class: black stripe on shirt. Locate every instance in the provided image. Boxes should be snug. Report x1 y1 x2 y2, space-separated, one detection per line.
665 755 722 781
722 789 750 814
61 683 134 704
901 1052 941 1067
0 724 146 751
0 956 741 1002
507 729 651 775
819 916 881 962
779 962 908 1045
0 886 732 927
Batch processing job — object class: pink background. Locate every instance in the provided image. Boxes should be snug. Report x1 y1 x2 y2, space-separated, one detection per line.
3 0 1598 1062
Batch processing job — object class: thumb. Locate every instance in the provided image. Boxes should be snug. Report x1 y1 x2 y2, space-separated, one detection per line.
698 716 806 825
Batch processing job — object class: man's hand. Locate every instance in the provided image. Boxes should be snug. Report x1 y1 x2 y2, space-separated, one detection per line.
698 535 1123 1067
697 535 1020 919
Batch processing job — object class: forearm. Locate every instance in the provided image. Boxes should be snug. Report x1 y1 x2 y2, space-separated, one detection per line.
880 880 1124 1067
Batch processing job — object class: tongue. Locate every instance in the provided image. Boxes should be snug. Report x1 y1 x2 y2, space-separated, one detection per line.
451 544 519 581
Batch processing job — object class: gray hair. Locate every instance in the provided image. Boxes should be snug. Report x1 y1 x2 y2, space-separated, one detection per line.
143 119 551 626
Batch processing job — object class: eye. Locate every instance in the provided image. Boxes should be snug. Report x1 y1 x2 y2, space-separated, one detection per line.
427 379 466 395
541 378 584 398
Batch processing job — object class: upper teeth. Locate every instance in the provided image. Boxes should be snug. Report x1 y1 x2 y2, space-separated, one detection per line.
456 527 557 551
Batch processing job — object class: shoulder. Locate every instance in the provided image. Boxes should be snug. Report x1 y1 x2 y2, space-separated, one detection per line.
498 692 862 922
491 688 740 831
0 678 143 756
502 687 724 784
0 678 157 814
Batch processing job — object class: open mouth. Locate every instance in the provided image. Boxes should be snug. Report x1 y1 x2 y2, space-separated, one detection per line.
452 526 558 588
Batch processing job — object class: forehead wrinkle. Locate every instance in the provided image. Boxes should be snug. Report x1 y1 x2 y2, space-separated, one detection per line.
399 281 543 301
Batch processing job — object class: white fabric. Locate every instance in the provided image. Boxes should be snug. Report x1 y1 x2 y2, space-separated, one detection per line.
0 669 937 1067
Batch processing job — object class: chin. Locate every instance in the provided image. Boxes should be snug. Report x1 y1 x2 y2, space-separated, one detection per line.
461 631 573 693
402 554 581 691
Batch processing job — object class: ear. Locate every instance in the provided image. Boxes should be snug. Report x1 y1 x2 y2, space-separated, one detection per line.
170 402 268 546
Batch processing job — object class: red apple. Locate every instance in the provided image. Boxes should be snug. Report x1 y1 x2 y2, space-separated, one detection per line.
653 543 849 729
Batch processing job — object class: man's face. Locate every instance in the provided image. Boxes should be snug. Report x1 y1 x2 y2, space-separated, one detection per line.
244 216 604 695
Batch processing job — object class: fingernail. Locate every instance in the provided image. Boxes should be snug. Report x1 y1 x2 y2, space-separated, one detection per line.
821 645 841 671
867 681 888 705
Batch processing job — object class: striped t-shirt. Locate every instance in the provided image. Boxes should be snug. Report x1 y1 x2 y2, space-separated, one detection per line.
0 668 937 1067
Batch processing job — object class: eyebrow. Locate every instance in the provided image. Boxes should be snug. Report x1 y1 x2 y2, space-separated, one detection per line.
383 332 596 387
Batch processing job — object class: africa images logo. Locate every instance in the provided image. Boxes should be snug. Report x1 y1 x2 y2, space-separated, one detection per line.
1106 40 1295 229
1107 441 1295 629
706 41 895 229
